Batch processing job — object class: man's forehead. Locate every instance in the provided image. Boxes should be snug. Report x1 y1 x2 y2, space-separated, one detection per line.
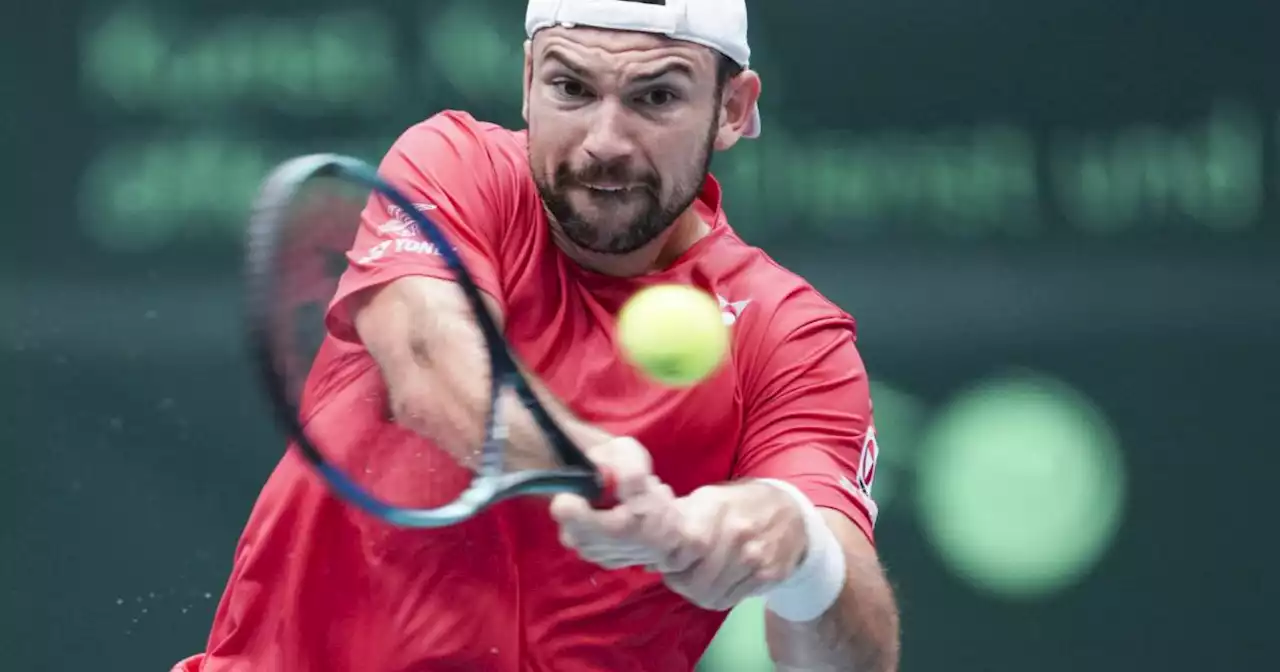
532 26 714 71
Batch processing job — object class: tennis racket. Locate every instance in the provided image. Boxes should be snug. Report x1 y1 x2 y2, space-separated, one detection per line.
244 153 615 528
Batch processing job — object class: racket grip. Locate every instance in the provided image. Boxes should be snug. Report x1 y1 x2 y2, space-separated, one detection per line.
592 467 619 509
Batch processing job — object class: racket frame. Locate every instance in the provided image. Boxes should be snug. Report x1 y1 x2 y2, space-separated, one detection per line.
245 153 611 528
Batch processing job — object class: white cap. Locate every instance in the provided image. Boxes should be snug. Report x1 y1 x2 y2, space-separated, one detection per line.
525 0 760 138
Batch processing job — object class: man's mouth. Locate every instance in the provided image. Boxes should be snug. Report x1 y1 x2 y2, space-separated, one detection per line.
581 183 638 193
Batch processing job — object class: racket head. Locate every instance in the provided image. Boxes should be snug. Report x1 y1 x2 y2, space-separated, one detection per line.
244 153 612 527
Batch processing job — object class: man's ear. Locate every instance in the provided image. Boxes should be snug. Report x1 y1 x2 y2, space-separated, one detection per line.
522 40 533 123
714 69 761 151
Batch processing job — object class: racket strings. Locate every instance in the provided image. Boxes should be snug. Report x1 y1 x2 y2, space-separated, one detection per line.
249 155 607 526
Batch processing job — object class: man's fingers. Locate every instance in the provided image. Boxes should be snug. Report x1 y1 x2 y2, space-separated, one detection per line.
552 493 646 536
581 545 667 568
704 516 769 597
549 492 593 527
551 493 594 552
678 534 739 608
664 550 761 611
654 541 701 574
673 492 719 558
563 525 672 567
659 491 729 606
585 438 653 501
657 486 778 610
702 536 776 608
553 485 682 567
652 500 704 573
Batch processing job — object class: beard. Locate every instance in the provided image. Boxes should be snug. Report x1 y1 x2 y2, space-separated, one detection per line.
531 117 718 255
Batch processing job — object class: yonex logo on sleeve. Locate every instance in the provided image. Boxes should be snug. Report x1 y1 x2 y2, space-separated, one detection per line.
392 239 441 256
357 240 393 264
356 238 441 265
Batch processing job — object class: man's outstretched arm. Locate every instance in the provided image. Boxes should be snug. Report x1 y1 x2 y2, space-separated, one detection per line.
554 478 899 671
553 298 900 669
353 276 613 469
766 509 899 672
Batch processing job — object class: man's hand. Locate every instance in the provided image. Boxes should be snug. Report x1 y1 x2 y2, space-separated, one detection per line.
657 481 808 611
554 478 811 612
550 438 683 568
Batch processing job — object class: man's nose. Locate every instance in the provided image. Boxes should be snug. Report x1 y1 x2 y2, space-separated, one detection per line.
580 100 637 166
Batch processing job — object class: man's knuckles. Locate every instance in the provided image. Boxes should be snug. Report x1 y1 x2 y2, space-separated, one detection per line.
738 539 772 573
676 519 715 557
721 513 762 545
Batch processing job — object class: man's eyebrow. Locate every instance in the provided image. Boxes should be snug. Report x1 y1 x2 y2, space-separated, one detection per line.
630 62 695 84
541 49 592 78
541 48 697 84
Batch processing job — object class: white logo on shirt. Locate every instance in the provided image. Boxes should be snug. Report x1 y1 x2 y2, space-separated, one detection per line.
376 219 418 238
357 240 393 264
386 202 437 220
356 238 440 265
839 474 880 525
856 427 879 495
378 203 437 238
838 427 881 525
716 294 751 325
381 203 437 224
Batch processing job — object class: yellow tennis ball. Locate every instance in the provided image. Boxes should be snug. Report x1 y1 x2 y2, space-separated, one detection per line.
616 284 729 387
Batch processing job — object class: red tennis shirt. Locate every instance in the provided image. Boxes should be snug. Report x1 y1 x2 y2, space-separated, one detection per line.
175 111 879 672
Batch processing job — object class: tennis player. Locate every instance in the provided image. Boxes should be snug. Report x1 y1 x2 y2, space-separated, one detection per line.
176 0 899 670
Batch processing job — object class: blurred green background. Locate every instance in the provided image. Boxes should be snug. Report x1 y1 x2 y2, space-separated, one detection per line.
3 0 1278 670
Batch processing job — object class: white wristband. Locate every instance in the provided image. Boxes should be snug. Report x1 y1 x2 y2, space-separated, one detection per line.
757 479 847 622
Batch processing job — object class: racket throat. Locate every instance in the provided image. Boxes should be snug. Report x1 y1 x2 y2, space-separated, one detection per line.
479 389 509 476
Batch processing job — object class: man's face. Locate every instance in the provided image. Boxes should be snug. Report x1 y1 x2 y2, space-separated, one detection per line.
523 27 725 255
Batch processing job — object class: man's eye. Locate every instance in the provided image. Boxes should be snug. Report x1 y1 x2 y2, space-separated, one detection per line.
638 89 678 107
552 80 589 99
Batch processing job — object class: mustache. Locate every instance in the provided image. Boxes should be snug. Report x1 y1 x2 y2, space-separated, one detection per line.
555 161 659 192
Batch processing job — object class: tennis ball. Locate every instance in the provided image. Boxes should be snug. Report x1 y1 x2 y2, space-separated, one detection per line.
616 284 729 387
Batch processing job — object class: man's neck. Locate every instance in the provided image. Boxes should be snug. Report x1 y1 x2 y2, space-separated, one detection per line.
551 207 711 278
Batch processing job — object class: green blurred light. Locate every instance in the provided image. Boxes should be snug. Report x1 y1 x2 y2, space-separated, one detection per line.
699 380 923 672
699 597 772 672
915 372 1126 599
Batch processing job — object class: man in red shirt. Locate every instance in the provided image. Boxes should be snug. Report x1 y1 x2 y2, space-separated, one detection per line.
176 0 899 670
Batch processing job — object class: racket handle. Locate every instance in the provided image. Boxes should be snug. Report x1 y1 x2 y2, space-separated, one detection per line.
592 467 619 509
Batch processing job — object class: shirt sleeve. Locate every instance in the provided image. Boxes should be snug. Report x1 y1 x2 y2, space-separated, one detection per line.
325 111 512 343
732 309 881 545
